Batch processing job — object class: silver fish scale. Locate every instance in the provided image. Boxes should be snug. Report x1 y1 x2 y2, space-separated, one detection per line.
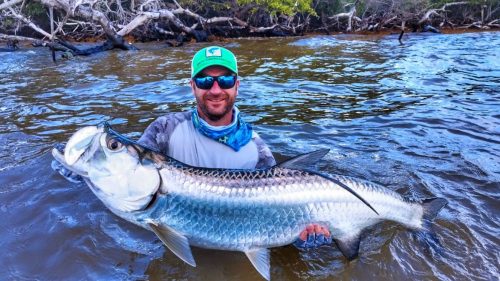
168 164 312 191
156 193 310 250
133 165 423 252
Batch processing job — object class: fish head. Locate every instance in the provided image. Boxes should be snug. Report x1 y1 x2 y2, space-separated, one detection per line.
57 123 161 212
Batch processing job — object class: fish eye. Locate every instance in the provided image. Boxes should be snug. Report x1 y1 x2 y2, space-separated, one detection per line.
106 138 124 151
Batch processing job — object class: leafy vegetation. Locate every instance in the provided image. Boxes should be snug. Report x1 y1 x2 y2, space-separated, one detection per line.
24 2 46 17
0 0 497 43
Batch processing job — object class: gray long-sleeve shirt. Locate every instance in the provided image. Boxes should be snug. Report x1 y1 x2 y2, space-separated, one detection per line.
138 111 276 169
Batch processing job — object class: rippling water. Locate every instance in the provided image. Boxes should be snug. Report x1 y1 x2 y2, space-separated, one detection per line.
1 31 499 280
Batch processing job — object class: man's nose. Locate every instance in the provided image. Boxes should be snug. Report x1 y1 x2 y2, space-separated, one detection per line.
209 80 223 93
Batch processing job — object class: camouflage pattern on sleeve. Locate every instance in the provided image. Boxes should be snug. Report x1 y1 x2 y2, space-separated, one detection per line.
138 112 191 156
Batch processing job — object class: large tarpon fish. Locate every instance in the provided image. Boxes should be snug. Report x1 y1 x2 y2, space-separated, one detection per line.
52 123 447 280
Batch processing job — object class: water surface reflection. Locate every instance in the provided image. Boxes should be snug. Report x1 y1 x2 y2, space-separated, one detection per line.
0 31 499 280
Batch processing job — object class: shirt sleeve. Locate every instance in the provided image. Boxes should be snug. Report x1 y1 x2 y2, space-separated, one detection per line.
253 132 276 169
138 113 187 156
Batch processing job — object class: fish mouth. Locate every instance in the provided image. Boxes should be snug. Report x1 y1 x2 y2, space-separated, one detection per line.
51 145 89 178
64 125 103 166
52 124 105 177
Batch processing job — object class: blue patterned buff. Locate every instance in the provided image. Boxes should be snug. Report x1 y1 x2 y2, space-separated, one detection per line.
192 107 253 151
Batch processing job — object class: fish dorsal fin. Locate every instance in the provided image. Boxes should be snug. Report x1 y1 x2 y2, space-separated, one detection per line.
245 249 271 281
147 220 196 267
334 235 361 260
278 149 330 170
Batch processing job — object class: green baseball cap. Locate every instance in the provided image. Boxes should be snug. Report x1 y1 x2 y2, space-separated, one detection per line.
191 46 238 78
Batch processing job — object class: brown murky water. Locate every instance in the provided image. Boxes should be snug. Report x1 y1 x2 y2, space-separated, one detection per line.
0 31 499 280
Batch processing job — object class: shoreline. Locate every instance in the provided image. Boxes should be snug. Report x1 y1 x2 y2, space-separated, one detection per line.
1 27 499 50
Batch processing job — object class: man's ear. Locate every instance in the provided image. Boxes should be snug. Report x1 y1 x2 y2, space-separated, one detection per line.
190 79 196 92
235 79 240 96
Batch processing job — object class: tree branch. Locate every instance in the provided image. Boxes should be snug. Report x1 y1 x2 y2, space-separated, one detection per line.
7 7 53 38
419 1 470 24
0 0 23 10
328 0 360 31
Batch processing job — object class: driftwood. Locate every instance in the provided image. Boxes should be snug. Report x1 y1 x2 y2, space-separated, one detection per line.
0 0 498 57
418 2 470 25
0 33 39 42
329 0 361 32
2 0 271 57
56 37 136 54
7 6 54 39
0 0 23 10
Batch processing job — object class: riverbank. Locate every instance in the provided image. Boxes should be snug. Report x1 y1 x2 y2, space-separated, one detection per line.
2 27 499 54
1 0 499 49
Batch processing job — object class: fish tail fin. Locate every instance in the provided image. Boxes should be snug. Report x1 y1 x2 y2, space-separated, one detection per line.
412 198 448 257
421 198 448 221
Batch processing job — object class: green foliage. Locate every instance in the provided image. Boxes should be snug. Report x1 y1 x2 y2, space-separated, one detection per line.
1 18 15 29
400 0 429 13
357 0 431 16
356 0 367 15
178 0 233 13
312 0 356 17
238 0 317 16
24 2 46 17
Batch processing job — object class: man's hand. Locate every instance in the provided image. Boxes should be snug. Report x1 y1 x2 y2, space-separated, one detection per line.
293 224 332 249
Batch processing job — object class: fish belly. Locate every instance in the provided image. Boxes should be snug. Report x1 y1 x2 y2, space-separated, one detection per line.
158 195 313 251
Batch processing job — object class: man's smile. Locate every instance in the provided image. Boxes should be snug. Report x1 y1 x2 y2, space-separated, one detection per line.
205 95 227 103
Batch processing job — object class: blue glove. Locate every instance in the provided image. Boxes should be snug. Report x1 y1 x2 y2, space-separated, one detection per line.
293 224 332 249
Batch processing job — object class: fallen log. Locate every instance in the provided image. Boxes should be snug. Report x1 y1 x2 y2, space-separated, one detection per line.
56 37 137 55
0 33 40 42
418 1 470 25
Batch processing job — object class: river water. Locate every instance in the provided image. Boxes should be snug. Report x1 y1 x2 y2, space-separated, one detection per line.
0 31 499 280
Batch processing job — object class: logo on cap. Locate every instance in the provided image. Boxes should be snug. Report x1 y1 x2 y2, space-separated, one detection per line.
206 47 222 57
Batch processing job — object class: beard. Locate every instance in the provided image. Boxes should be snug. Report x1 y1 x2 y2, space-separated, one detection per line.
197 95 235 122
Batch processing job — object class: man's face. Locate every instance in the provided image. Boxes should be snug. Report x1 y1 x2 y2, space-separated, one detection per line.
190 65 239 124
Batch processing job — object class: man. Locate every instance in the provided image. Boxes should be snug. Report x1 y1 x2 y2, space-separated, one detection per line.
54 46 330 248
138 46 330 248
137 46 274 169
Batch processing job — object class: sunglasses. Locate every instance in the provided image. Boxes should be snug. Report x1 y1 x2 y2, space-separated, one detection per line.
193 75 237 90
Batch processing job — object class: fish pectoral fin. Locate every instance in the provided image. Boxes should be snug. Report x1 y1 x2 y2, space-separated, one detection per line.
277 149 330 170
334 235 361 260
147 221 196 267
245 249 271 281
